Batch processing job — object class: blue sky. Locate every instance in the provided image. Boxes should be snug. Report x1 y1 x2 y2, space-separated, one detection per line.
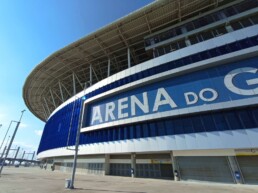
0 0 153 157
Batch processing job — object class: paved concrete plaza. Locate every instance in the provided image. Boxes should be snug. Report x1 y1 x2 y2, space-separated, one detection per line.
0 167 257 193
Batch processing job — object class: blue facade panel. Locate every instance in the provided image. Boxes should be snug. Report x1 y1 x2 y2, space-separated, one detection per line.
37 41 258 154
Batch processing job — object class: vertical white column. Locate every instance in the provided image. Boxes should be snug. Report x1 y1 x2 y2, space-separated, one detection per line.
131 153 136 178
170 151 180 181
104 154 110 176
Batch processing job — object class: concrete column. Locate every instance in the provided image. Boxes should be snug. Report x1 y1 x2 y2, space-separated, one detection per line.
104 154 110 176
131 153 136 178
170 151 180 181
228 156 244 184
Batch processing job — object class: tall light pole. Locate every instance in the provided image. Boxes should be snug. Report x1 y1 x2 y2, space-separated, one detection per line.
0 120 18 151
0 110 26 176
69 96 86 189
4 136 10 149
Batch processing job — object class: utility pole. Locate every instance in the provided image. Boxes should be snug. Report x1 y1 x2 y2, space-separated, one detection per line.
69 96 86 189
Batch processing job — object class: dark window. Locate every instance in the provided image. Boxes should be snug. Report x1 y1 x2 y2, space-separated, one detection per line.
173 118 183 134
170 42 178 51
158 47 165 56
201 31 214 41
224 111 242 130
239 38 253 49
165 120 174 135
149 122 157 137
238 109 256 128
224 7 237 17
164 45 171 53
157 121 166 136
250 15 258 24
217 26 227 36
113 128 118 141
235 0 258 13
191 53 202 63
202 114 217 132
103 130 108 141
193 18 202 28
228 42 241 52
200 51 210 60
142 123 149 138
209 48 220 57
240 18 253 27
250 36 258 45
185 22 195 31
192 116 205 133
175 27 182 35
129 125 135 139
252 108 258 125
124 126 129 140
213 113 230 131
135 125 142 138
182 117 194 133
119 127 124 140
189 35 199 44
177 40 186 49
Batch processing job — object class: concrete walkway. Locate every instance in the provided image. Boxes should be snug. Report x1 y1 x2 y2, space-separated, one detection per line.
0 167 257 193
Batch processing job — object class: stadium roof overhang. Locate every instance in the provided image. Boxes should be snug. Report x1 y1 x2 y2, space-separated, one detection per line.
23 0 228 122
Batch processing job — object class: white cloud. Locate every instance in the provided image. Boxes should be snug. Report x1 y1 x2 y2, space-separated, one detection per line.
0 113 6 119
34 130 43 136
12 141 37 150
19 123 28 128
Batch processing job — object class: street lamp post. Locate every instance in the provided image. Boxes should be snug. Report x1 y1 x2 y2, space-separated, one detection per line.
0 120 18 151
0 146 7 162
5 136 10 148
0 110 26 176
69 96 86 189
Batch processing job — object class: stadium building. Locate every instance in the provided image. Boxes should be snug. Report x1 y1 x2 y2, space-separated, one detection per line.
23 0 258 184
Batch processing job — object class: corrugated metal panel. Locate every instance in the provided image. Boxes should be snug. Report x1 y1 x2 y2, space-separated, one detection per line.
177 156 234 183
237 156 258 184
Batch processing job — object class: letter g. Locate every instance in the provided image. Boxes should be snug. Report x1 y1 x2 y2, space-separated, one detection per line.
224 67 258 96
